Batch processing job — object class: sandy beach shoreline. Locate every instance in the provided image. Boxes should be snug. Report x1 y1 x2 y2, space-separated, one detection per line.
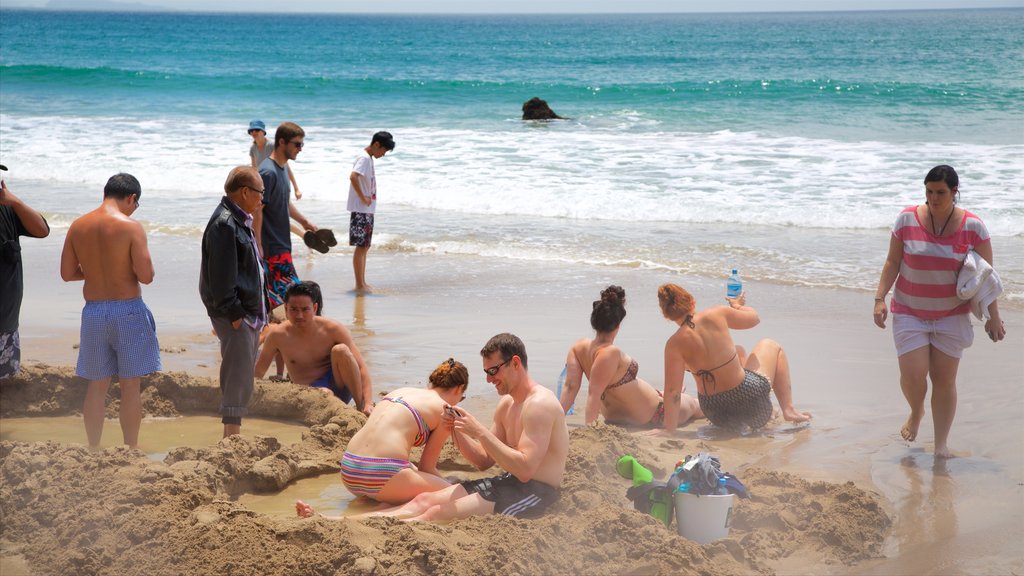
4 228 1023 575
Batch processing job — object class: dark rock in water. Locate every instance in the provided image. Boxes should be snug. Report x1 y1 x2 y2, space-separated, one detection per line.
522 97 564 120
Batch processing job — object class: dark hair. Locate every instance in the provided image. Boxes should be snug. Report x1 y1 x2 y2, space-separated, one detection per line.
274 122 305 149
284 281 323 315
924 165 960 204
371 131 395 151
103 173 141 200
480 332 528 370
224 165 258 195
591 285 627 332
658 283 696 324
429 358 469 390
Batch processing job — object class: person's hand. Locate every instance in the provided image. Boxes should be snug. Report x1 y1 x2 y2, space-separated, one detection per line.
293 187 302 200
303 221 318 232
725 292 746 309
231 318 243 330
362 195 372 207
985 316 1006 342
441 404 461 430
873 299 888 329
361 401 374 417
452 408 487 440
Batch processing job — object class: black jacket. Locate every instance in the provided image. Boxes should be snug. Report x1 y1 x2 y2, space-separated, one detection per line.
199 197 264 322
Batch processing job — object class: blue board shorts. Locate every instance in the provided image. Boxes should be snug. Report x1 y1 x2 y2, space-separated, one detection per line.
310 370 353 404
76 298 161 380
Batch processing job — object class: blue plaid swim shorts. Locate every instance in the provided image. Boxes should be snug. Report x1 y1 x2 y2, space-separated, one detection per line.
76 298 161 380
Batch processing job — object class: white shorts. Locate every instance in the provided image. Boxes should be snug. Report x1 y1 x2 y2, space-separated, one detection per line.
892 313 974 359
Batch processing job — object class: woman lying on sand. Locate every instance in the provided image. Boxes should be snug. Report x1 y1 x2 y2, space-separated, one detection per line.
657 283 811 433
297 358 468 516
559 285 702 428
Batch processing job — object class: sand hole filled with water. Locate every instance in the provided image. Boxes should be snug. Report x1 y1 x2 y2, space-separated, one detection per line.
0 415 308 460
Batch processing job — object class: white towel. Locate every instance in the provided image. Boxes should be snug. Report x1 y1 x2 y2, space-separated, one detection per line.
956 250 1003 321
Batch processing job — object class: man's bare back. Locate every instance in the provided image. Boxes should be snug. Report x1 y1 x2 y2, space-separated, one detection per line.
61 201 153 300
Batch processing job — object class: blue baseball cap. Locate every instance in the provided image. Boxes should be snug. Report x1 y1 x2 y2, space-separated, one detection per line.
248 119 266 133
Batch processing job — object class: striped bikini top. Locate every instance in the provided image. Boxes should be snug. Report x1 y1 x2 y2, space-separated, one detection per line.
381 396 430 447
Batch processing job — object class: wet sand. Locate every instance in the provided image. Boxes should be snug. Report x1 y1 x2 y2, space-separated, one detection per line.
3 233 1023 574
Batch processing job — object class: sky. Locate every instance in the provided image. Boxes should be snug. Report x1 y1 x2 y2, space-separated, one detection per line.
3 0 1023 13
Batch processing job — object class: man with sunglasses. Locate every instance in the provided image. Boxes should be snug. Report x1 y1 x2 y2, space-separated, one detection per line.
254 122 319 312
200 166 268 438
60 173 160 450
380 333 569 521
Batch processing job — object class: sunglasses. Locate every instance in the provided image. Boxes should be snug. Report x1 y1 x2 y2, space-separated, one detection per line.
290 140 304 150
245 185 265 196
483 357 512 377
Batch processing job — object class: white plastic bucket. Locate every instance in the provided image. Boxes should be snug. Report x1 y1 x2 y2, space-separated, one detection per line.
673 492 734 544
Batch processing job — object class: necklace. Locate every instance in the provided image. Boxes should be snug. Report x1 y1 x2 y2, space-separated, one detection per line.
929 206 955 237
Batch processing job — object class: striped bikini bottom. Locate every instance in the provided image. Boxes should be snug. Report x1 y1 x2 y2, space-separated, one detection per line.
339 452 412 498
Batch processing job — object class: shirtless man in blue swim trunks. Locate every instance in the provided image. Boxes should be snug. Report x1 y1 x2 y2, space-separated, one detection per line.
255 281 374 415
60 173 161 450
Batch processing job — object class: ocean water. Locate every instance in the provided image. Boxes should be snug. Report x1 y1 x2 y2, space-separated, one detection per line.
1 8 1022 301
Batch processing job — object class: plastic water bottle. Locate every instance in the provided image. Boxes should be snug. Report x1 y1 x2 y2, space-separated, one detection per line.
717 477 728 495
555 365 574 415
726 269 743 299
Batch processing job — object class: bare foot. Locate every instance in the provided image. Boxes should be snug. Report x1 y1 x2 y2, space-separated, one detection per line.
901 413 922 441
782 407 812 423
354 284 374 295
934 446 955 459
296 499 315 518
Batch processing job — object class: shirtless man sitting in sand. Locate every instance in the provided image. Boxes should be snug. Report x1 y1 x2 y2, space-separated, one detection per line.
254 281 374 415
366 333 569 521
60 173 161 450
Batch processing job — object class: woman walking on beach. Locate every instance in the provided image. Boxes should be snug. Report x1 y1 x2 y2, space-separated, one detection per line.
873 165 1005 458
559 285 702 428
297 358 468 515
657 283 811 434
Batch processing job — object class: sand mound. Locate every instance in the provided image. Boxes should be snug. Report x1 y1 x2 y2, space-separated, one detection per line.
0 366 891 575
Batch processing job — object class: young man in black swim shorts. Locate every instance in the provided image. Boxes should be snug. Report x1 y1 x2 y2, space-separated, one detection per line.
375 333 569 521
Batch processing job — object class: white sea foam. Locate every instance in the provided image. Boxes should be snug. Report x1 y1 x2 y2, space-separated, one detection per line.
2 114 1021 303
2 114 1020 236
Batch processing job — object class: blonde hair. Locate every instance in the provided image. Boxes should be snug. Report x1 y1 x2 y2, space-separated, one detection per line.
429 358 468 390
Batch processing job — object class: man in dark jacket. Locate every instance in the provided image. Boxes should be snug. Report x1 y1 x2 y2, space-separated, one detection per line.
200 166 267 438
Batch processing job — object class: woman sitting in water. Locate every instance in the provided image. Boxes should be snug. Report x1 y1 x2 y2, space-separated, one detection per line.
297 358 468 516
559 285 702 428
657 283 811 433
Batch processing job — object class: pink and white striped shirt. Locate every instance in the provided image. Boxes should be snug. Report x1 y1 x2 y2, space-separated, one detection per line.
892 206 990 320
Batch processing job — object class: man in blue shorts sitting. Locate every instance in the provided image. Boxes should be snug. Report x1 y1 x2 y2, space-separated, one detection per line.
61 173 161 450
255 282 375 415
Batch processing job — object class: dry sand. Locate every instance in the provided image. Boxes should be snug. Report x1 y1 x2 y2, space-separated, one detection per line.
0 365 890 576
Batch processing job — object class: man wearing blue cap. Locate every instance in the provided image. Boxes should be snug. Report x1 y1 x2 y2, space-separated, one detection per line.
248 120 301 200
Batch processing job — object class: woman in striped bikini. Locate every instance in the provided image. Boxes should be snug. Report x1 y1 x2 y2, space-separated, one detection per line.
874 165 1005 458
297 358 468 516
